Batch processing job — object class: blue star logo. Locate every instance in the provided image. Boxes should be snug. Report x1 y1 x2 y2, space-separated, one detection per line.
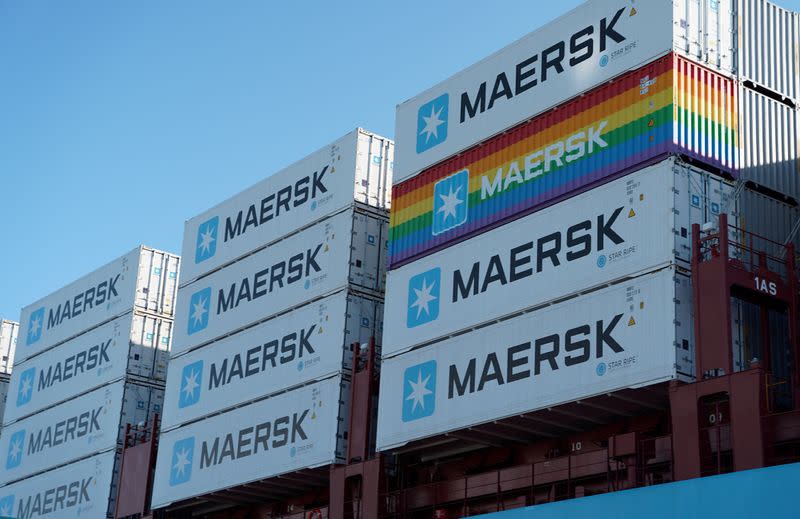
169 437 195 486
6 430 25 470
432 169 469 235
402 360 437 422
0 494 15 518
195 216 219 264
178 361 203 408
407 268 441 328
26 307 45 346
187 287 212 335
16 367 35 407
416 93 449 154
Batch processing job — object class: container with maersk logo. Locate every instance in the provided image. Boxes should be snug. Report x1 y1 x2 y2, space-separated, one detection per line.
16 246 180 365
151 376 348 508
180 128 393 285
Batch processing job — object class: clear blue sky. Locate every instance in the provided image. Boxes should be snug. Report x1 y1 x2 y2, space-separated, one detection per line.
1 0 799 320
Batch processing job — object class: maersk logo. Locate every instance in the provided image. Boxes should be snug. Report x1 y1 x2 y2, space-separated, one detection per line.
407 268 441 328
195 216 219 264
0 494 14 517
16 367 35 407
416 93 449 154
433 169 468 235
187 287 212 335
402 360 437 422
179 361 203 408
6 430 25 469
26 307 44 346
170 436 195 486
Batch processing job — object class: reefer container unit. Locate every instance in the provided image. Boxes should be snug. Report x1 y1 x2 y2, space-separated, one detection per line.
181 128 393 285
394 0 735 183
151 376 349 509
738 87 800 199
0 380 163 485
382 158 733 359
4 311 172 425
162 290 382 430
0 450 117 519
389 54 737 267
16 246 180 365
738 0 800 103
173 208 387 356
0 319 18 375
377 267 692 451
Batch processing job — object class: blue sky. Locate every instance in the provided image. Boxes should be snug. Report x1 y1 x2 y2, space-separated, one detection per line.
1 0 799 320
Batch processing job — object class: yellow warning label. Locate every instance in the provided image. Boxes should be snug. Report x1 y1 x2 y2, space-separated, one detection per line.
628 208 636 218
628 316 636 326
324 244 330 252
630 7 637 16
331 166 336 173
318 326 324 334
648 119 655 128
639 194 644 201
312 412 317 419
640 301 645 309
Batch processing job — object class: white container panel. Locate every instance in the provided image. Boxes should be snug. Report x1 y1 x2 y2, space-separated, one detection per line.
382 159 732 358
173 210 385 356
738 88 800 199
16 246 180 364
181 129 393 285
0 320 18 375
151 376 348 509
4 313 171 425
738 0 800 102
162 291 382 429
0 450 116 519
393 0 734 183
377 268 691 451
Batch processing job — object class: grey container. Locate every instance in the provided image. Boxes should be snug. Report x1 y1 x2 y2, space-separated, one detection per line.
737 187 800 253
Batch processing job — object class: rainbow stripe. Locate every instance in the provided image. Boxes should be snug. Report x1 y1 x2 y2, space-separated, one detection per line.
388 54 737 268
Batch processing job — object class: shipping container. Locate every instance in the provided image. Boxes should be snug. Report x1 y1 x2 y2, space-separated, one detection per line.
3 312 172 425
0 376 8 429
162 290 382 430
151 376 349 509
376 267 691 451
0 380 163 485
382 158 733 358
16 246 180 365
389 54 737 267
0 450 117 519
738 187 800 253
181 128 393 285
738 87 800 198
0 320 18 375
173 209 387 355
394 0 735 183
738 0 800 103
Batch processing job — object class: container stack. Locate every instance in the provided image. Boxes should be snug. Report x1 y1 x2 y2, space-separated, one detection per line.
0 246 180 518
150 128 393 508
0 319 19 430
376 0 798 453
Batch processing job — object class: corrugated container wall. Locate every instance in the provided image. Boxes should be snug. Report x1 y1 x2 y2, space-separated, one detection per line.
0 376 8 428
738 0 800 103
738 87 800 198
738 187 800 252
389 54 737 267
0 320 18 375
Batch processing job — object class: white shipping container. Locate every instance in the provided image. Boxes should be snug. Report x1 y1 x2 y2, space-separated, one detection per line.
0 450 117 519
377 268 692 451
4 312 172 425
151 376 348 509
0 320 18 375
394 0 734 183
162 290 381 430
0 380 163 484
16 246 180 365
173 209 387 355
181 128 393 285
738 0 800 103
382 159 733 358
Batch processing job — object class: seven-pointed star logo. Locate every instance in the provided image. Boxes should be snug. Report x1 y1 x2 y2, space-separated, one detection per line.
416 93 449 153
437 186 463 221
187 287 212 335
432 169 469 235
195 216 219 264
6 430 25 470
16 367 35 407
169 437 195 486
402 360 437 422
26 307 45 346
179 361 203 408
0 495 14 517
406 268 441 328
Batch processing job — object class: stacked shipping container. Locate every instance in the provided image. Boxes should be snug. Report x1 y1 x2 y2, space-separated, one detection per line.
150 128 393 509
0 319 18 435
0 246 180 518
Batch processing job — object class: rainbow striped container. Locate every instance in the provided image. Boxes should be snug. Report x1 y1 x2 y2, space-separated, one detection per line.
388 53 738 269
